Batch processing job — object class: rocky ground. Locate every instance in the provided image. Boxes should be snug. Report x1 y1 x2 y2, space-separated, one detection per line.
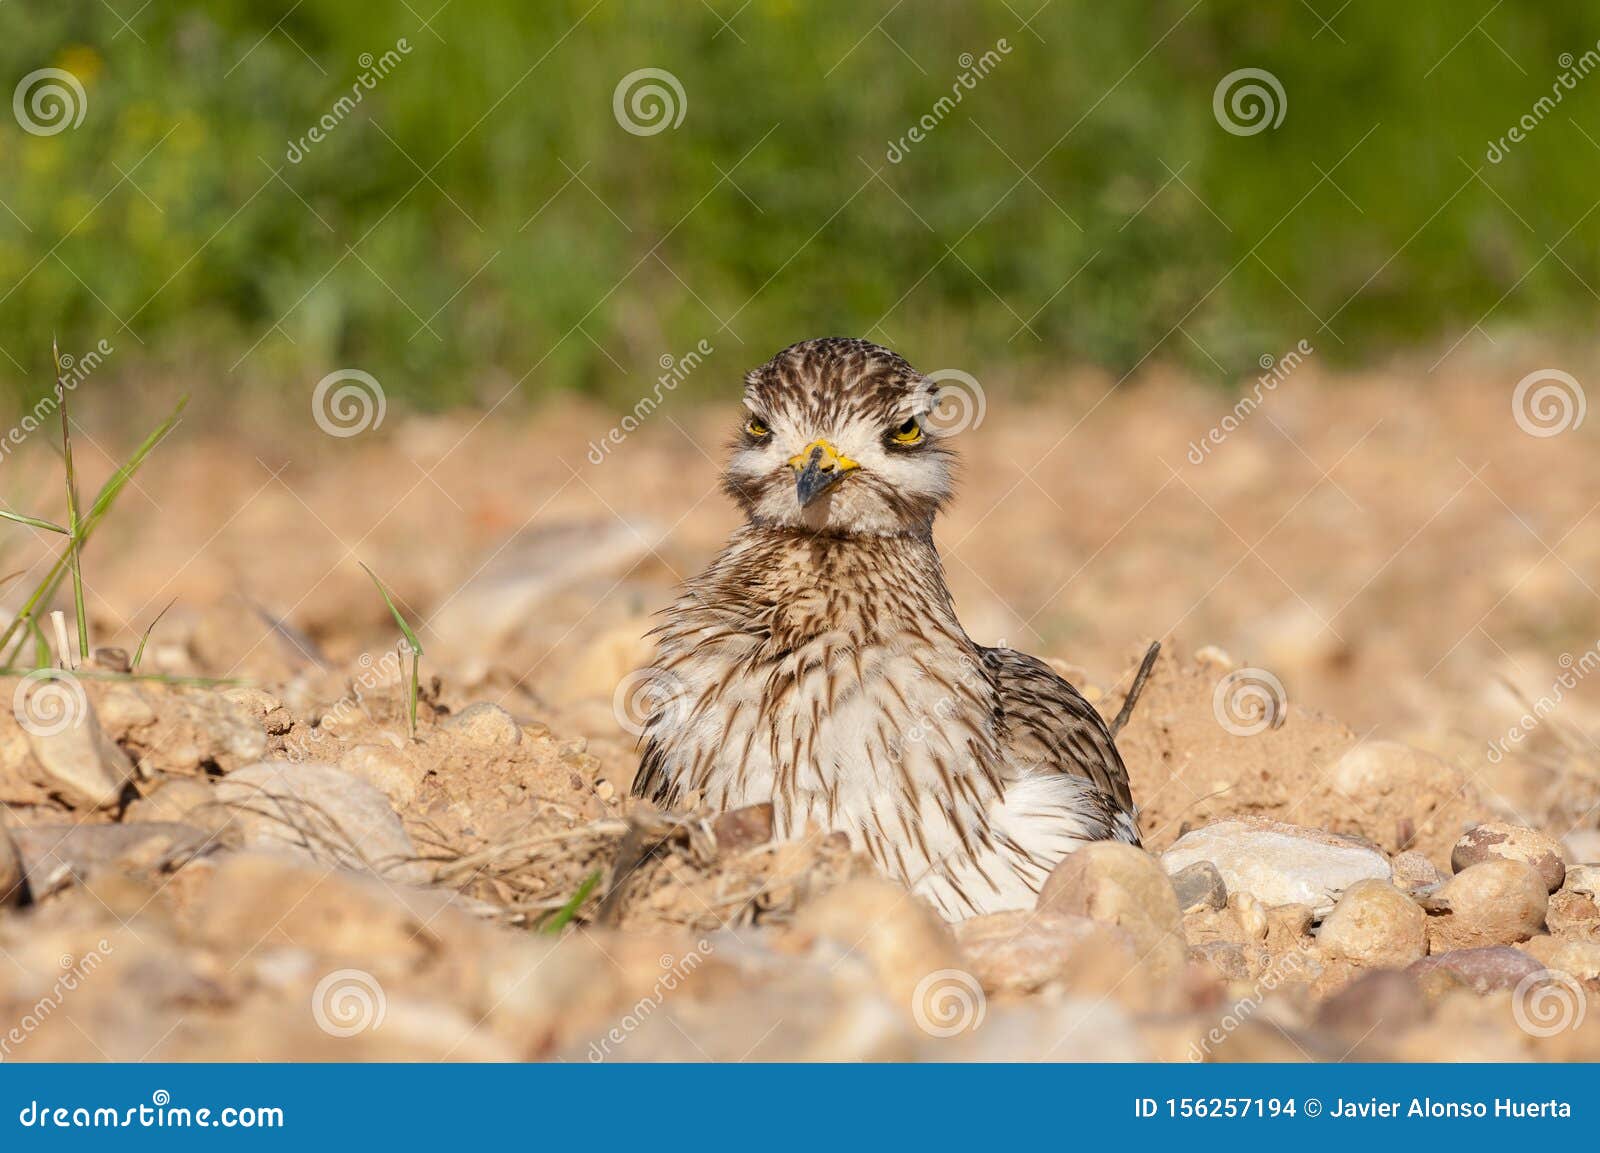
0 638 1595 1062
0 358 1597 1060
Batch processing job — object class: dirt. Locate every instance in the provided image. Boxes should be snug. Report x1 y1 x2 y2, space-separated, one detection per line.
0 356 1597 1060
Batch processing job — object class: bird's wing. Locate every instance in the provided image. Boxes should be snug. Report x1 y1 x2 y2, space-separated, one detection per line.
982 646 1138 839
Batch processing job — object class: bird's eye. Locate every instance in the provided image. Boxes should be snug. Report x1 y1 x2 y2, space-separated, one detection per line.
890 417 923 445
745 417 770 438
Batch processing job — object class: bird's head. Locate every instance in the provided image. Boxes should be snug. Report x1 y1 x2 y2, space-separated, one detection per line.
723 338 957 537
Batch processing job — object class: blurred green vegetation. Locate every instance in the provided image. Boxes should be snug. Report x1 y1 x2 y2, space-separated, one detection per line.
3 1 1600 406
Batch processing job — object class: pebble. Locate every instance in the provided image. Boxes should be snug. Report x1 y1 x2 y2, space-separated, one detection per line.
24 698 133 810
1317 880 1427 969
338 743 424 809
0 827 21 905
1039 841 1187 989
1171 860 1227 912
10 823 210 899
1407 946 1545 994
1545 888 1600 939
212 761 426 884
124 778 226 833
1229 891 1269 942
1316 969 1427 1039
1188 941 1263 983
1452 821 1567 893
1547 939 1600 983
1390 850 1443 893
1427 859 1547 952
792 878 961 1015
710 803 774 852
954 910 1139 997
1564 864 1600 899
1161 817 1390 915
442 701 522 747
933 998 1147 1062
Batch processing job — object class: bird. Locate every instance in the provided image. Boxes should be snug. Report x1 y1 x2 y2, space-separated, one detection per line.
632 337 1145 919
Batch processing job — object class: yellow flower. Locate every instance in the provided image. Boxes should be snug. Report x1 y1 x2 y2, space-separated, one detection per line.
54 45 102 86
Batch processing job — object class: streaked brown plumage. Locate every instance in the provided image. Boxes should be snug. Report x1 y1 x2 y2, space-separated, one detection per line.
632 338 1139 918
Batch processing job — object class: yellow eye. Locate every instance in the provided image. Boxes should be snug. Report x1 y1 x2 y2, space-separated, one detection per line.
745 417 770 438
891 418 923 445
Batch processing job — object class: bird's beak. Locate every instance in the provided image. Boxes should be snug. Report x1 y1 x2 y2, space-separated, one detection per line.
789 439 860 507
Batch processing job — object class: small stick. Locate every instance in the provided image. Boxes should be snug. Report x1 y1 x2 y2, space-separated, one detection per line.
1109 640 1161 738
49 609 72 669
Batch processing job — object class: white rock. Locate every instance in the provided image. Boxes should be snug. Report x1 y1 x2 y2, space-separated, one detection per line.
23 697 132 809
442 702 521 747
213 761 426 883
1161 817 1389 915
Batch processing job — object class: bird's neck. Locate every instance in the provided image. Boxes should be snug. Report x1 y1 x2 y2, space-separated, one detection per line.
680 523 967 653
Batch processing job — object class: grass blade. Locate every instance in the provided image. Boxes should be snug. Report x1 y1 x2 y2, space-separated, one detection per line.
0 393 189 660
541 870 602 935
28 617 49 670
358 562 423 656
131 597 177 672
359 561 423 736
0 508 69 534
55 338 87 661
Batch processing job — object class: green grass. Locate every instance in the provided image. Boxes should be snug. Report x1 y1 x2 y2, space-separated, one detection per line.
359 561 422 737
541 870 603 935
0 362 189 667
4 2 1600 403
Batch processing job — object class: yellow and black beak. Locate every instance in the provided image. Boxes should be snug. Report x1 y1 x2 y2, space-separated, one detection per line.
788 439 859 507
